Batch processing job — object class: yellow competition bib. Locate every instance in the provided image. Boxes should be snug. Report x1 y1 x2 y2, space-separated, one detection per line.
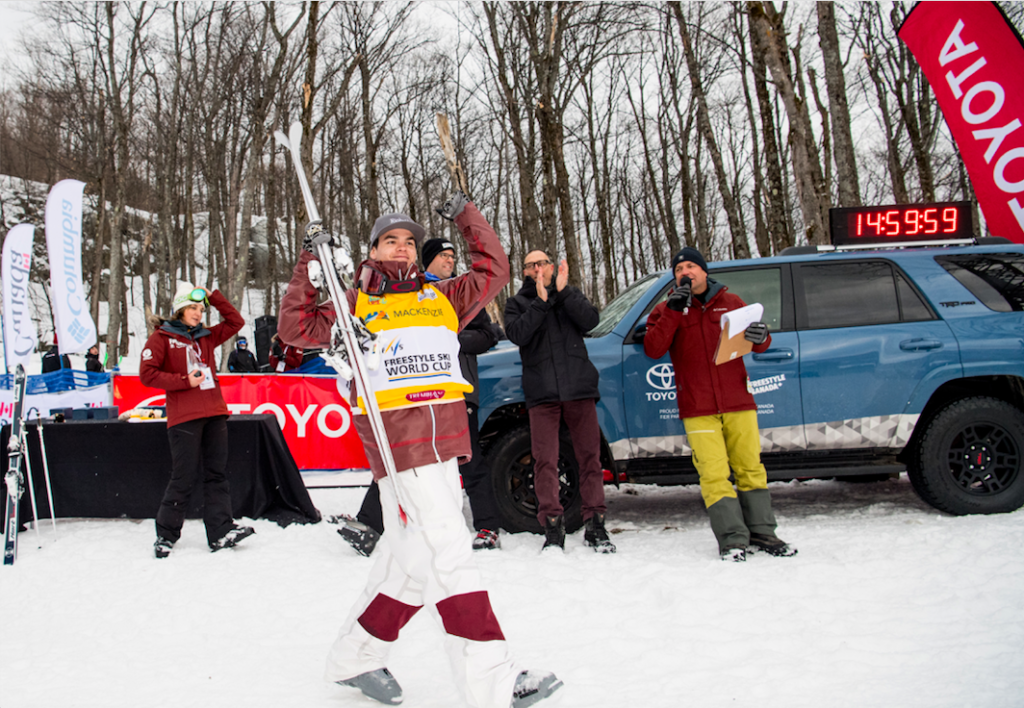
353 285 472 412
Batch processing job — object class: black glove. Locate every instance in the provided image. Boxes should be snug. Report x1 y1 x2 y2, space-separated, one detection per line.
302 220 334 254
745 322 769 345
666 276 692 312
436 191 469 221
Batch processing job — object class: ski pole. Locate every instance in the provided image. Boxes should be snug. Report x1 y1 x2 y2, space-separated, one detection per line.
21 426 41 542
37 423 57 537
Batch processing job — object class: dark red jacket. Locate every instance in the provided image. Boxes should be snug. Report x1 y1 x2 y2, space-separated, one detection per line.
276 203 509 479
643 280 771 419
139 291 244 427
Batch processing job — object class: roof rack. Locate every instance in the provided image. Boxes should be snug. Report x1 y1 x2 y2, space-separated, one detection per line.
779 236 1012 256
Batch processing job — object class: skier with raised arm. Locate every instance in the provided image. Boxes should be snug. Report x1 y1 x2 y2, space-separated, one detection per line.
278 192 562 708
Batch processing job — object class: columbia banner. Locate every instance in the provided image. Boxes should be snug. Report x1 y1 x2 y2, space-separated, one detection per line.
2 224 39 370
899 2 1024 243
45 179 97 353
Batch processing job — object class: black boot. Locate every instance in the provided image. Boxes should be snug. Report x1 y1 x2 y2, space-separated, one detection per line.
542 515 565 551
583 513 616 553
706 496 750 560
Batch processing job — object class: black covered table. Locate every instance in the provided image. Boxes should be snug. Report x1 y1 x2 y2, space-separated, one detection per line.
1 414 320 527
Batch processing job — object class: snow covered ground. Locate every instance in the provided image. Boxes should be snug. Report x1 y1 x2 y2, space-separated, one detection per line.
2 475 1023 708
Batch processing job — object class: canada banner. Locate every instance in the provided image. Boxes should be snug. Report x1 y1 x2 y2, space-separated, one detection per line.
113 374 370 471
899 2 1024 243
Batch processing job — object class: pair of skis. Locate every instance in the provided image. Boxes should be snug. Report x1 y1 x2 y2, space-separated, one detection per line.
274 123 412 525
3 365 28 565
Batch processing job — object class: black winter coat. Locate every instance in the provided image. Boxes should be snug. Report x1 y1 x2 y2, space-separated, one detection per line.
459 307 499 407
504 277 601 408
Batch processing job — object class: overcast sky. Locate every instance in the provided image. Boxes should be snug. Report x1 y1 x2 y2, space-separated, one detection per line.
0 1 34 76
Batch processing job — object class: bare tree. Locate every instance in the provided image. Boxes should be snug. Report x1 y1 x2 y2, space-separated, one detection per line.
817 2 860 207
671 2 750 258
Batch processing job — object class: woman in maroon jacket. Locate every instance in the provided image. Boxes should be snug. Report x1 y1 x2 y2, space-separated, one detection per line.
140 283 254 559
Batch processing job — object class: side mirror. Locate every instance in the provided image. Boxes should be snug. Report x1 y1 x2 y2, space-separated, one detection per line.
631 315 649 343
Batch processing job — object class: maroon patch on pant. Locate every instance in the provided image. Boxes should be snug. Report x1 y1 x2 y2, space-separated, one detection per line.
436 591 506 641
357 594 423 642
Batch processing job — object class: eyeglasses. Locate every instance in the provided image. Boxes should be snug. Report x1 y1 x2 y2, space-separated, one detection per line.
188 288 209 306
435 252 456 261
523 259 552 271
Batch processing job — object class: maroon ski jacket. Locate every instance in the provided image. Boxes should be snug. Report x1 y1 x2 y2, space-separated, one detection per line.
277 203 509 479
139 291 244 427
643 280 771 420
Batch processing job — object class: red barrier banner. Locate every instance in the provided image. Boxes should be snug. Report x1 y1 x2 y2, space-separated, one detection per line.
899 2 1024 243
113 374 369 471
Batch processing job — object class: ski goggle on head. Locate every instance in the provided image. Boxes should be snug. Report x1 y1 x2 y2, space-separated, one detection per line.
188 288 209 306
358 266 420 296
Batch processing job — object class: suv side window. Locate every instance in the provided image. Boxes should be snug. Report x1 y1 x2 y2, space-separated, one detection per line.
642 267 786 332
797 261 908 329
896 272 933 322
934 253 1024 312
713 268 784 332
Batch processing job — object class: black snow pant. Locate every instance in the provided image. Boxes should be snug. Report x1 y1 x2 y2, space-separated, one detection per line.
355 404 501 535
156 415 234 546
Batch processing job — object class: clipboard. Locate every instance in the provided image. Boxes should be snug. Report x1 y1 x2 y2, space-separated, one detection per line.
714 303 763 365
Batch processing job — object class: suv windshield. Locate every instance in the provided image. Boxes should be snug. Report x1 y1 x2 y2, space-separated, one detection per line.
588 273 661 337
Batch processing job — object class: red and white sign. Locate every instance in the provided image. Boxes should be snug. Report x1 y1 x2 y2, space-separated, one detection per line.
113 374 369 470
899 2 1024 243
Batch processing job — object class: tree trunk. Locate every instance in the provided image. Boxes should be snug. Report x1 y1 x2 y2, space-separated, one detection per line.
748 1 828 245
816 2 861 207
672 3 748 258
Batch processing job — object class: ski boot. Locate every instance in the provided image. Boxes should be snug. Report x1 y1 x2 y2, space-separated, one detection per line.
511 670 564 707
336 667 403 705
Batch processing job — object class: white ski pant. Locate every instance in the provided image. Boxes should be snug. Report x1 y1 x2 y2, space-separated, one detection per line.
325 457 521 708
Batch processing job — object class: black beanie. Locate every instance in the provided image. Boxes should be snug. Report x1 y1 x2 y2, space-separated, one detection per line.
671 247 708 273
421 238 455 270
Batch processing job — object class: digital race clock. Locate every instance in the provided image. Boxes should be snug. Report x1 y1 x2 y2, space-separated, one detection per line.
829 201 974 246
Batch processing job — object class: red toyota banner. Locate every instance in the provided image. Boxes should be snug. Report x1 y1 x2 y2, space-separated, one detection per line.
899 2 1024 243
113 374 370 471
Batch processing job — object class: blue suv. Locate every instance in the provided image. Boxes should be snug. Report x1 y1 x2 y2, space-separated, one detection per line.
477 239 1024 533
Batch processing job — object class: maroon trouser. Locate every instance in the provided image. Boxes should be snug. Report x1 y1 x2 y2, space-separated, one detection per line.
528 399 606 525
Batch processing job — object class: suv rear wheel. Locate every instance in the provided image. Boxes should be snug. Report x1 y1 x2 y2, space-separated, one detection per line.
908 397 1024 514
487 424 583 534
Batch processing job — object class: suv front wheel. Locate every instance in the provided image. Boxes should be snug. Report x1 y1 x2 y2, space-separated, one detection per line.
487 424 583 534
908 396 1024 515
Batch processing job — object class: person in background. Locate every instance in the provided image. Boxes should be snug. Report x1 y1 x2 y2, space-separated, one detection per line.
140 282 255 559
504 250 615 553
268 333 303 373
85 344 103 373
41 337 72 374
279 195 562 708
643 246 797 562
227 336 258 372
334 237 503 555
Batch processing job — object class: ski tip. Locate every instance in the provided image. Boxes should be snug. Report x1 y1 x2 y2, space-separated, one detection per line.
273 130 290 148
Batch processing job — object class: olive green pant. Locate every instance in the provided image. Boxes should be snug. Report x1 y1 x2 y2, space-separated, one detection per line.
684 410 777 551
684 410 768 507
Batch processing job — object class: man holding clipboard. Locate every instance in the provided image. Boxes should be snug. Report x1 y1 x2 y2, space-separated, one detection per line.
644 247 797 562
